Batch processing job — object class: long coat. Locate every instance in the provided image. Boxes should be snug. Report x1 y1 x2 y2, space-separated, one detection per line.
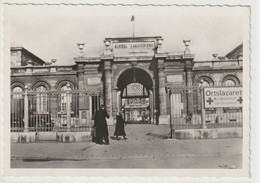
93 109 110 138
114 114 126 136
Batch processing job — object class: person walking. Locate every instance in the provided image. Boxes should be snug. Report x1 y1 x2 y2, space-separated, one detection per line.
93 104 110 145
114 111 127 140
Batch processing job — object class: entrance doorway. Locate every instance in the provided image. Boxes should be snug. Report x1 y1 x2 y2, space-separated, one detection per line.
117 67 154 123
122 83 150 123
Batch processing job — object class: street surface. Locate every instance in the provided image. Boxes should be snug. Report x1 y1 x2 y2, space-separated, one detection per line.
11 124 242 168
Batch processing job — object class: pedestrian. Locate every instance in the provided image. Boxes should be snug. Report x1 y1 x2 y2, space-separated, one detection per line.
93 104 110 145
114 111 127 140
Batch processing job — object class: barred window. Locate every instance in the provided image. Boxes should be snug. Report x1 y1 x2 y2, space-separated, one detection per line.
60 85 72 112
36 86 48 113
12 86 23 99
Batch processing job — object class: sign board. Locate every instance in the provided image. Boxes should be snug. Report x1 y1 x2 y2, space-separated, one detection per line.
204 87 243 108
113 42 155 53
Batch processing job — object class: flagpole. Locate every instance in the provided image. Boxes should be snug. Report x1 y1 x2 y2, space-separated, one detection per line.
131 15 135 37
133 19 135 37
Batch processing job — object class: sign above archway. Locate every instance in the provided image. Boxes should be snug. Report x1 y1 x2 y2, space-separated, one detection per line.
113 42 154 53
105 36 161 56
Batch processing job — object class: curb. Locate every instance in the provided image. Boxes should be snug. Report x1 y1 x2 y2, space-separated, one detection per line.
11 153 197 161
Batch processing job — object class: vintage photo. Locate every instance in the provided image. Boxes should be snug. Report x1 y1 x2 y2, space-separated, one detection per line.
2 4 250 177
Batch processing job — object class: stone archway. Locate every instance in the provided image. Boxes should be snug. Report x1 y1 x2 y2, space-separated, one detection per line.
114 67 155 123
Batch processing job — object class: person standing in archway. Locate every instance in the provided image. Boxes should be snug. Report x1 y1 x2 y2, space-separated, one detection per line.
93 105 110 145
114 111 127 140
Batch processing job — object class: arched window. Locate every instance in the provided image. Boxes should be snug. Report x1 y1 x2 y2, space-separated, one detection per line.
197 76 214 87
224 79 236 86
222 75 240 86
12 86 23 99
36 85 48 113
11 86 24 129
60 84 72 112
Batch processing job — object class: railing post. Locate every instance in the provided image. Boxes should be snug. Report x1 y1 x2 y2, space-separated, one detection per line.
66 83 71 131
200 87 206 129
24 85 29 132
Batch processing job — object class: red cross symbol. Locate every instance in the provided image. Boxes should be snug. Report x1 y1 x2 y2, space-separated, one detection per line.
237 96 243 104
206 97 214 105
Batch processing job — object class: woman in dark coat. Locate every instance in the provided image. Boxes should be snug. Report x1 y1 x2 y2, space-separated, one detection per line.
93 105 110 145
114 111 127 140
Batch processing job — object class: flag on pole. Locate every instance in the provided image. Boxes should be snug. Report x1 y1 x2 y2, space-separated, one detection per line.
131 15 135 21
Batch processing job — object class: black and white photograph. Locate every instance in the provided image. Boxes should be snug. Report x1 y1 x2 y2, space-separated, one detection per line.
2 3 251 178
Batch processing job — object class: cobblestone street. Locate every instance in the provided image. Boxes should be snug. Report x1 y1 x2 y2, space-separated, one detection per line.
11 124 242 168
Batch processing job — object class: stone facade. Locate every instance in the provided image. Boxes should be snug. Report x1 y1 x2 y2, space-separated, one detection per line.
10 36 243 125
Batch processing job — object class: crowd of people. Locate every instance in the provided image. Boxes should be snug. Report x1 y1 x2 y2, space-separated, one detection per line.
91 105 127 145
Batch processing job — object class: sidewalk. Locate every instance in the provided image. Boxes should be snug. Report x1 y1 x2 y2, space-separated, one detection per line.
11 124 242 168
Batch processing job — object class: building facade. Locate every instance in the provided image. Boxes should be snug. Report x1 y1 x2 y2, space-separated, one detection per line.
11 36 243 126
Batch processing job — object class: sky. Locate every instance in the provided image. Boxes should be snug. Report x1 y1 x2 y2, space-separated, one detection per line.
6 5 246 65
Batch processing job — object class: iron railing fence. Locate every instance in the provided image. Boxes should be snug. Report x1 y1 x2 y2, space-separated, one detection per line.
11 87 103 132
168 85 243 130
202 85 243 129
11 91 25 132
169 86 202 130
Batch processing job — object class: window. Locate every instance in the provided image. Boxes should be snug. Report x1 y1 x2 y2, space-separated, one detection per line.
223 79 236 86
36 86 48 113
222 75 240 86
60 85 72 112
197 76 214 87
12 86 23 99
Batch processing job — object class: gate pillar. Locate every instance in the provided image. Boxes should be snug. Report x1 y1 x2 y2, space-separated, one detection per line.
112 87 118 116
77 63 89 126
185 59 194 113
155 54 170 124
102 56 114 125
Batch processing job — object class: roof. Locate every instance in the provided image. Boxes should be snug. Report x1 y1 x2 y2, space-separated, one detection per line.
11 46 46 65
225 43 243 59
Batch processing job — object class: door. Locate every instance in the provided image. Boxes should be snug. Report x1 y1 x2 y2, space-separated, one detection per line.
171 93 184 127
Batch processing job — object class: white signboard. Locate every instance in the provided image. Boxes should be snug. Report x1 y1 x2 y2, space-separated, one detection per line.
113 42 155 53
204 87 243 108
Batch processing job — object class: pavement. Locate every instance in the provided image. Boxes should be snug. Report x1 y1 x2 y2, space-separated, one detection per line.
11 124 242 168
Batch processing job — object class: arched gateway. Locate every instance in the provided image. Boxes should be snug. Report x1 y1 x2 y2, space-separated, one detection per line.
117 67 154 123
74 36 195 125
